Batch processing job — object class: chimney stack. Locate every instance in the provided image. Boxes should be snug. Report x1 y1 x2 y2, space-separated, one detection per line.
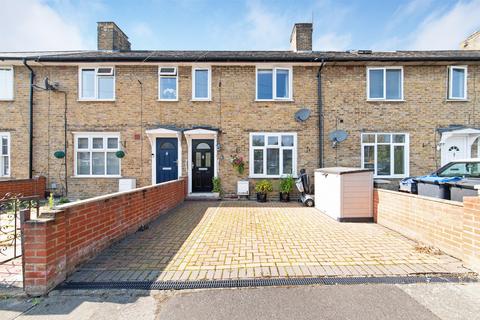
460 30 480 50
290 23 313 52
97 22 131 51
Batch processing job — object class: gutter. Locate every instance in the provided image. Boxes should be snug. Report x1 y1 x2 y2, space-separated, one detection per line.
317 59 325 168
23 59 35 179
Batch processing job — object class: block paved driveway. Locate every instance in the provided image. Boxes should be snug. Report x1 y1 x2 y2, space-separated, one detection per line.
67 201 470 283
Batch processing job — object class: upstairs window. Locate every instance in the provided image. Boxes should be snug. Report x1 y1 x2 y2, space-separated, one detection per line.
79 67 115 100
448 66 467 100
367 67 403 101
256 68 292 100
75 133 121 177
361 133 409 178
0 67 14 100
0 133 10 177
192 67 211 100
159 67 178 101
250 132 297 177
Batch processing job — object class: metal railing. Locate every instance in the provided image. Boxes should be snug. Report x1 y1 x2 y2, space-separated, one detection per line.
0 193 40 264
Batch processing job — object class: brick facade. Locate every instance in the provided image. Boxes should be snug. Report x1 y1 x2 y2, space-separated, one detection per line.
22 177 186 295
0 176 46 199
0 61 479 199
374 188 480 274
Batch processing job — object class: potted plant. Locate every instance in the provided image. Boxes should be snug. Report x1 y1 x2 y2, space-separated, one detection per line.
279 175 294 202
255 180 273 202
212 177 221 197
229 154 245 174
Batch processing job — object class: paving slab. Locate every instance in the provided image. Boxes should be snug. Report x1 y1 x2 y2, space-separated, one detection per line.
67 201 472 283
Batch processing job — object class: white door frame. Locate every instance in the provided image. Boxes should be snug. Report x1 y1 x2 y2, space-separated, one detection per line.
146 128 182 185
184 128 218 194
439 128 480 166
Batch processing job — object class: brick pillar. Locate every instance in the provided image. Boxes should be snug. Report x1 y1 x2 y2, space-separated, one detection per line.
23 212 67 296
462 196 480 273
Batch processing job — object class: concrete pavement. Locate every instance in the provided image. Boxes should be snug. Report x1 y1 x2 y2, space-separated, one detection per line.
1 283 479 319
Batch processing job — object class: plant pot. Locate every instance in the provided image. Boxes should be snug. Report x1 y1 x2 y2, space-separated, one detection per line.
256 192 267 202
279 192 290 202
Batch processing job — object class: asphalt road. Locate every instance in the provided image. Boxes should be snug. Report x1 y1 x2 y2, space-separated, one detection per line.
1 283 479 320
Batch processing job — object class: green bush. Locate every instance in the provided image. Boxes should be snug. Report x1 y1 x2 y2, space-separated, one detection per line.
255 180 273 193
279 175 294 193
212 177 221 193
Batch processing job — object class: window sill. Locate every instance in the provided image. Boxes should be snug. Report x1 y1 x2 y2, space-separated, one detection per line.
249 175 298 179
446 98 469 102
0 99 14 102
71 175 122 179
158 99 179 102
191 99 212 102
255 99 294 102
77 99 116 102
366 99 405 102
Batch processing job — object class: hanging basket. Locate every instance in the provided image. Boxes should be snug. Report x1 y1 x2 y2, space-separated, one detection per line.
115 150 126 158
53 150 65 159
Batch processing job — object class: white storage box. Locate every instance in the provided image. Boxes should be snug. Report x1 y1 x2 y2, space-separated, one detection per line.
314 167 373 222
119 178 136 192
237 180 249 195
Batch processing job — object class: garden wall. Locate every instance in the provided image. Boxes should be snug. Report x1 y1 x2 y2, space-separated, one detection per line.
22 177 187 295
0 176 46 199
374 189 480 274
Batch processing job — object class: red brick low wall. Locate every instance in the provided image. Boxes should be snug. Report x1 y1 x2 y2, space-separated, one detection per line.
23 177 187 295
0 176 46 199
374 189 480 274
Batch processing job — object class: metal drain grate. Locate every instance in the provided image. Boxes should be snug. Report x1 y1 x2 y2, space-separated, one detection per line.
57 275 478 291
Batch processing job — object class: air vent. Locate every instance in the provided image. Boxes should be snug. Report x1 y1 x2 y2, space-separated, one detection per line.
97 67 114 75
159 67 177 76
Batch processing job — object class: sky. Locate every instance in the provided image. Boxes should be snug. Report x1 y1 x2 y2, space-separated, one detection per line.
1 0 480 52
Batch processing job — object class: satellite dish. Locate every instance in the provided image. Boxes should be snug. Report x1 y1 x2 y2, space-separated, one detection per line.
294 108 311 122
328 130 348 148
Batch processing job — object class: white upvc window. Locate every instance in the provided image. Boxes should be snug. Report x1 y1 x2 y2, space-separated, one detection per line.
0 66 14 100
0 132 10 177
159 66 178 101
448 66 467 100
192 67 211 100
256 67 293 100
361 133 409 178
74 133 121 177
249 132 297 178
367 67 403 101
79 67 115 100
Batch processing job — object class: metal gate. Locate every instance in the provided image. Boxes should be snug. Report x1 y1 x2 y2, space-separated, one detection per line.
0 193 40 264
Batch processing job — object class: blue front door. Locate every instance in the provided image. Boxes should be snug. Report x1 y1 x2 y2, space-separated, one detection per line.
156 138 178 183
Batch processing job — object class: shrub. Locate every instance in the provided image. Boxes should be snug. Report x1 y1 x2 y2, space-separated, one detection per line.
280 175 295 193
212 177 221 193
255 180 273 193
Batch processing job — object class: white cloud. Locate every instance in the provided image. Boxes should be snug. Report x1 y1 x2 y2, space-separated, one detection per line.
244 1 291 50
315 33 351 51
409 0 480 49
386 0 434 32
0 0 87 51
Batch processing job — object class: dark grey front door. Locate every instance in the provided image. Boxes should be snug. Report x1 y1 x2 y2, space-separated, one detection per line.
192 139 214 192
156 138 178 184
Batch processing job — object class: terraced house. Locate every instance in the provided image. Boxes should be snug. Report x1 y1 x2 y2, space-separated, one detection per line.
0 22 479 199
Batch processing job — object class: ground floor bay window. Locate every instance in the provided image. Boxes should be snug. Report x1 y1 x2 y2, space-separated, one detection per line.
249 132 297 178
74 133 121 177
361 133 409 178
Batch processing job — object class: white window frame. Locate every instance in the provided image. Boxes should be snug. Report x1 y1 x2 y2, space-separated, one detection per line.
448 66 468 100
249 132 297 178
366 67 404 101
192 67 211 101
361 133 409 178
78 67 116 101
74 132 121 178
0 66 14 101
255 66 293 101
158 66 178 101
0 132 10 177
